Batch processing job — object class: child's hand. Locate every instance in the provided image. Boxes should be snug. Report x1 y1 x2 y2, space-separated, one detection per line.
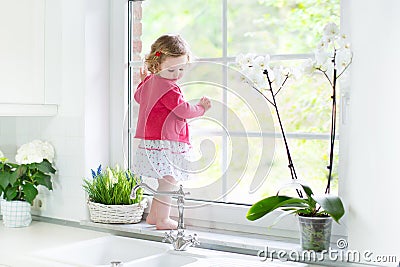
199 97 211 112
140 66 148 81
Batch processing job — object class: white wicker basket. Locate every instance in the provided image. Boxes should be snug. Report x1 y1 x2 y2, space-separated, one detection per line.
87 198 147 224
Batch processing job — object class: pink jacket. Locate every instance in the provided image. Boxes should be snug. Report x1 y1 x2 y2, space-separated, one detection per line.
134 74 205 144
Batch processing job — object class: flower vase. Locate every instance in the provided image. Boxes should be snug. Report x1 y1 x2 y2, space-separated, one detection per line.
0 199 32 227
298 215 332 251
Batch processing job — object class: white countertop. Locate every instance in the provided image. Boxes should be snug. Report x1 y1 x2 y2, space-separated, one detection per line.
0 221 108 267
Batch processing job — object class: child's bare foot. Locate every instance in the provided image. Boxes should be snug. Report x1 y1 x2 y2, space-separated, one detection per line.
156 218 178 230
145 214 156 225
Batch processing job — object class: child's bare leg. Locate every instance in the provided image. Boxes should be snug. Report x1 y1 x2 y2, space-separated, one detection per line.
145 199 157 225
146 175 178 230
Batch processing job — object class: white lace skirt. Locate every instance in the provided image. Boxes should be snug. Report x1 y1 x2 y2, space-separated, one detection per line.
133 140 192 181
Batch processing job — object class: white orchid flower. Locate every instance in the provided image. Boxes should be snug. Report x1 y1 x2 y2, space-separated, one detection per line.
247 67 268 90
290 66 302 80
336 34 351 50
241 53 256 68
235 54 247 68
335 49 353 73
317 38 328 50
314 50 331 70
252 75 268 90
301 58 316 75
323 22 339 38
239 65 254 82
253 55 270 71
272 66 290 87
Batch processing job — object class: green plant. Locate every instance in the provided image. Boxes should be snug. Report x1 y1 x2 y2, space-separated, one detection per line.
246 181 344 223
0 142 56 205
83 165 143 205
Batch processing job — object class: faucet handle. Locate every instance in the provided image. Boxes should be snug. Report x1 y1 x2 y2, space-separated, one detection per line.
177 184 190 196
162 230 174 243
191 233 200 246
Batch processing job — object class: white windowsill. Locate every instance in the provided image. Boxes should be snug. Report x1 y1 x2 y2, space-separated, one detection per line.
79 219 370 267
80 219 299 254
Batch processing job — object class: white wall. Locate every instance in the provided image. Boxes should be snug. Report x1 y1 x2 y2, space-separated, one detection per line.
0 0 118 222
342 0 400 259
85 0 111 185
109 0 127 166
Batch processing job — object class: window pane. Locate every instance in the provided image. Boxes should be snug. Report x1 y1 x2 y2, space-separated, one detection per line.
225 138 339 204
227 63 276 133
227 0 340 55
181 62 224 132
141 0 222 58
181 135 225 202
134 0 341 207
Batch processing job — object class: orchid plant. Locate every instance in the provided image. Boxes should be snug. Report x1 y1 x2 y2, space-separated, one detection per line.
303 22 353 194
0 140 56 205
237 22 351 223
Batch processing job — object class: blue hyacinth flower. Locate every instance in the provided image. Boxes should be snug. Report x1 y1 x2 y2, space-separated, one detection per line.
97 165 102 176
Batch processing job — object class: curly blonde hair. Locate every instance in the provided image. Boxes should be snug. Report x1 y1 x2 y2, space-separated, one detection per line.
145 34 191 74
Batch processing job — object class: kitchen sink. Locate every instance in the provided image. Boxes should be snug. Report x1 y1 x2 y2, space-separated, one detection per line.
33 235 169 266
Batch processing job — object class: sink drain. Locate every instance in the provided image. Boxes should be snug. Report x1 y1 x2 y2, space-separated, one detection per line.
110 261 123 267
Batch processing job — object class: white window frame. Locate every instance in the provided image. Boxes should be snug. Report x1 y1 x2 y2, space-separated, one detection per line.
125 0 347 239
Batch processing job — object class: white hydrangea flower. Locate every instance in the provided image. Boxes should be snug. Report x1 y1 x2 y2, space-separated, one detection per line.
15 140 55 164
0 149 4 158
42 141 55 163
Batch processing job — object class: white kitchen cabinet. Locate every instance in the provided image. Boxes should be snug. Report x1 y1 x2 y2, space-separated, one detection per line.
0 0 57 116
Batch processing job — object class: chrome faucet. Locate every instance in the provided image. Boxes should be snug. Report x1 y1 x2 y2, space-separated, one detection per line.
130 182 200 251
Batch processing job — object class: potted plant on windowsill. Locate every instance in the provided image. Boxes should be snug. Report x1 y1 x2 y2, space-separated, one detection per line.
83 165 147 224
236 22 352 251
0 140 56 227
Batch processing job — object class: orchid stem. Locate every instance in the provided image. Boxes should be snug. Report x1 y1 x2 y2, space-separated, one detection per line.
264 69 303 198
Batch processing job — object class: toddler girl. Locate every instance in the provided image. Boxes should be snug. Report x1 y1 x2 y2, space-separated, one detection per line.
134 34 211 230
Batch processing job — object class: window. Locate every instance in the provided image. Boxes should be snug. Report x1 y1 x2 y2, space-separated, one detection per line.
128 0 341 234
